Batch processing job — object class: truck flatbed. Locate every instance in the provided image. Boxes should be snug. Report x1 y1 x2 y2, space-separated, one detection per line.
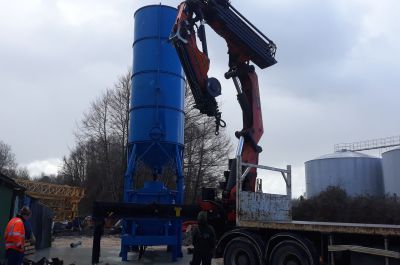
239 220 400 236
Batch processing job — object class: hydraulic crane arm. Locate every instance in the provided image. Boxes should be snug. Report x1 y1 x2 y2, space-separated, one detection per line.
170 0 277 200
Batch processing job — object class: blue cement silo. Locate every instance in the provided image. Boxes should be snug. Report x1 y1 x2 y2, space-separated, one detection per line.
122 4 185 261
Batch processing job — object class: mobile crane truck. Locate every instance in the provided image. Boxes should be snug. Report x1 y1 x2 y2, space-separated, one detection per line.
92 1 400 264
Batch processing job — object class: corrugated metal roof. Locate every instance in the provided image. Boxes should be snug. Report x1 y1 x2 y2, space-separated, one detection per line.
0 173 25 191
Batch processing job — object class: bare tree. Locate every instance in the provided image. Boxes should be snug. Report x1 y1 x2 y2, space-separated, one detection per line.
15 167 30 180
60 71 131 212
183 88 232 203
0 140 32 179
109 70 131 159
59 143 87 186
61 71 232 213
0 140 17 175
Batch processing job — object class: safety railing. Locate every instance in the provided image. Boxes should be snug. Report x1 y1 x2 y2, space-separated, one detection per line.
235 136 292 225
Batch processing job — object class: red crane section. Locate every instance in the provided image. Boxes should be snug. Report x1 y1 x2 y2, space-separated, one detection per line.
170 0 277 221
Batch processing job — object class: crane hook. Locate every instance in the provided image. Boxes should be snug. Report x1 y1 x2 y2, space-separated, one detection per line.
215 113 226 135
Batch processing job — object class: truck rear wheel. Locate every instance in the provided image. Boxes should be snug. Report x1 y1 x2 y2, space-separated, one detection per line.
270 240 314 265
224 237 260 265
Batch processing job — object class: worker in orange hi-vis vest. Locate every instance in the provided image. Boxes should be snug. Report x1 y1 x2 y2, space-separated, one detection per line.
4 206 31 265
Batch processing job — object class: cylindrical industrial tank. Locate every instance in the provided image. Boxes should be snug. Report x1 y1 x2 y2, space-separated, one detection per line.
305 151 384 198
382 148 400 196
130 5 185 170
121 5 184 262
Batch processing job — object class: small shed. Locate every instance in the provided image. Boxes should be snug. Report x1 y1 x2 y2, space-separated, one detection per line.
0 173 25 262
24 196 54 250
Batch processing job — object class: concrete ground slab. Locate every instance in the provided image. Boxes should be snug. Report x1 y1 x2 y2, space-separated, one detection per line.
26 236 222 265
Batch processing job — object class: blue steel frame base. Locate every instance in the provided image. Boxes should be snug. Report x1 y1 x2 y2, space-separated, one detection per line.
122 144 184 262
119 231 182 261
91 202 202 264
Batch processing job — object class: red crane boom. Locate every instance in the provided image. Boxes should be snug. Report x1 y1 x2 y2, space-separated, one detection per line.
170 0 277 222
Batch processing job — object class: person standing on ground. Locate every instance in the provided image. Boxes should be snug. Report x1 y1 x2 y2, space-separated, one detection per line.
4 206 32 265
191 211 216 265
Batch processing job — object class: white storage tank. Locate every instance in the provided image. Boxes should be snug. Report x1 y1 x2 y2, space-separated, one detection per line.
382 148 400 196
305 150 384 198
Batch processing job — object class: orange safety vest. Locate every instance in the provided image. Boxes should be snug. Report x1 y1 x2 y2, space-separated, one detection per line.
4 217 25 252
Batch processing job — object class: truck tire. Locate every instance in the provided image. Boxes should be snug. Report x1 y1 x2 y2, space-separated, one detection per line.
270 240 314 265
224 237 260 265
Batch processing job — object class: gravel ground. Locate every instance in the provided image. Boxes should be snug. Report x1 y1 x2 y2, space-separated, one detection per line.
26 236 223 265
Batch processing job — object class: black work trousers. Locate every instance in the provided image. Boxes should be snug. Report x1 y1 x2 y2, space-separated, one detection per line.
6 249 24 265
191 252 212 265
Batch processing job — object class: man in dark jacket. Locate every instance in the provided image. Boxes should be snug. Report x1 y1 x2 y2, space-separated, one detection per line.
191 211 216 265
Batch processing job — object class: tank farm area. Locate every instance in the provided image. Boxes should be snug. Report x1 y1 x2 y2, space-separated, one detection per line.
1 1 400 265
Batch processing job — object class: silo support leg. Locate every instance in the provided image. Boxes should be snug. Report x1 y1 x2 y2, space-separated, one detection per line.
175 146 184 259
124 145 137 202
120 242 129 261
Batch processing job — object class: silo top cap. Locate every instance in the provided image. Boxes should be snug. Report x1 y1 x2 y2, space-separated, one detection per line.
382 147 400 156
309 150 379 161
134 4 177 17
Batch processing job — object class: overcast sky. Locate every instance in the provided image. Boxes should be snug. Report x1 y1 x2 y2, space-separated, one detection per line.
0 0 399 197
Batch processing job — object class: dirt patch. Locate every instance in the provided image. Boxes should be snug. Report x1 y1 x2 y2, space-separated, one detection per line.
28 236 224 264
